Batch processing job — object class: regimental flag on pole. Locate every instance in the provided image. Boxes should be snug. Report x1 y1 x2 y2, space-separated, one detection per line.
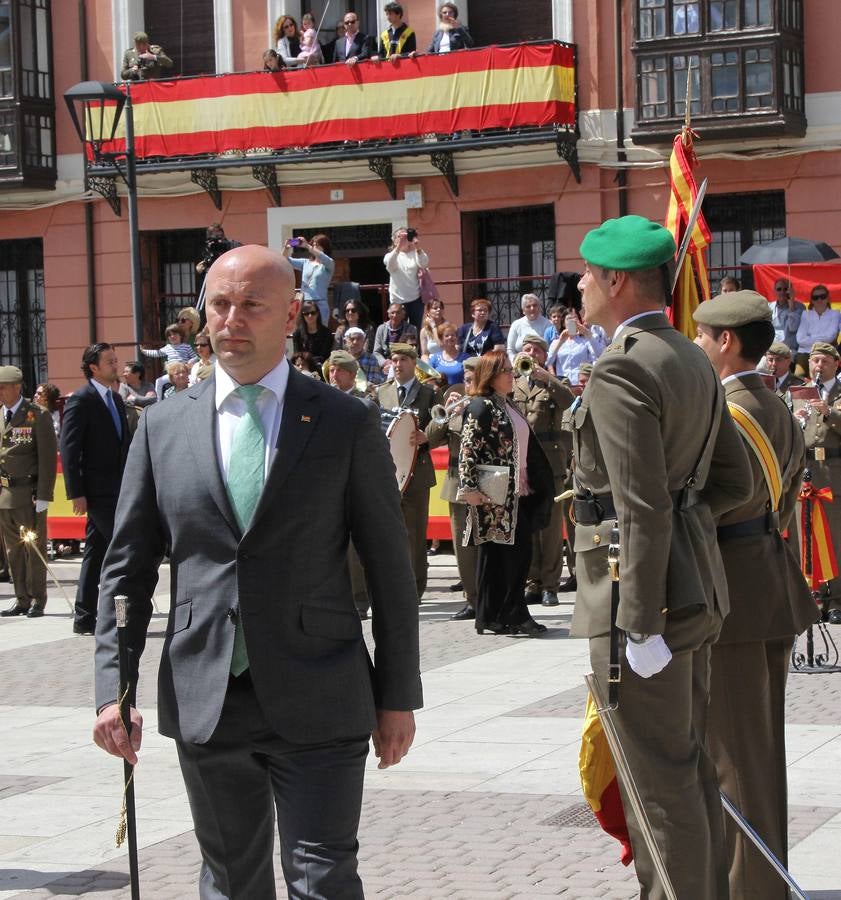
799 483 839 589
665 127 711 339
579 693 633 865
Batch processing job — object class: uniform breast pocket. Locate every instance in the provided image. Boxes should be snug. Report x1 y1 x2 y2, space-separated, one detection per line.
572 400 597 472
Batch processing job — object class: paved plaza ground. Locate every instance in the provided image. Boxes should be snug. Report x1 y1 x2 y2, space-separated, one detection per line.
1 550 841 898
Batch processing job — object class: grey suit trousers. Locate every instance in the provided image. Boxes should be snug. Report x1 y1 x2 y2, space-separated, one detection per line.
177 675 368 900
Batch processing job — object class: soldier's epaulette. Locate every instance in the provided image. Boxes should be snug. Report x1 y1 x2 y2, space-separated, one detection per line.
606 331 635 354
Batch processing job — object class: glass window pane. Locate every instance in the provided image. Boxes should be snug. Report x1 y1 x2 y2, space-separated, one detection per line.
673 0 700 35
639 0 667 39
673 54 700 118
0 1 11 96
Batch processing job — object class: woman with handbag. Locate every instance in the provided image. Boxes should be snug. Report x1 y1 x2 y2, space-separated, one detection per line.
384 228 429 331
457 350 555 636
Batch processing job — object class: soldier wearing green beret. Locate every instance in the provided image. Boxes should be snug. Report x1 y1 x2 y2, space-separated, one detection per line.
512 333 574 606
570 215 752 899
0 366 58 619
694 291 818 899
794 341 841 621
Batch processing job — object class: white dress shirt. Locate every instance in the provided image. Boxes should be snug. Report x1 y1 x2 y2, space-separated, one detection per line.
214 358 289 480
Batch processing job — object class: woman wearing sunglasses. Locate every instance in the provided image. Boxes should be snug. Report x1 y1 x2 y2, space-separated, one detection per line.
292 301 333 365
333 300 375 352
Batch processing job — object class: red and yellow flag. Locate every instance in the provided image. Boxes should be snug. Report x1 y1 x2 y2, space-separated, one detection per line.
799 483 839 588
665 128 711 338
579 693 633 865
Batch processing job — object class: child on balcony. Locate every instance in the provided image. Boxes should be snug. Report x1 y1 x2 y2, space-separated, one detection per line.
290 14 323 66
141 323 198 367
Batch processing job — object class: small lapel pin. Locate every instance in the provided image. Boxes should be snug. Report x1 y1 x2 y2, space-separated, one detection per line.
300 415 311 423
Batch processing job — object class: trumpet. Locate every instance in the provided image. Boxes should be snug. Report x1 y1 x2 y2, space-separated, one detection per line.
431 394 472 426
416 358 446 386
514 354 534 377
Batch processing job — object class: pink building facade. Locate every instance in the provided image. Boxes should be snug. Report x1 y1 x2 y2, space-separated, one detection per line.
0 0 838 392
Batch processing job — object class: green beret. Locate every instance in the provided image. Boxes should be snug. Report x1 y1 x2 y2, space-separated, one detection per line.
328 350 359 374
390 343 417 360
462 356 481 371
810 342 840 360
580 215 676 271
766 341 791 358
0 365 23 384
692 290 771 328
520 333 548 352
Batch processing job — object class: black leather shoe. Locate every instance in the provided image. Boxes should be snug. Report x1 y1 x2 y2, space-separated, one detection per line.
1 602 29 617
558 575 577 593
449 581 463 592
510 619 548 638
828 608 841 625
73 623 96 635
524 590 541 605
476 621 507 635
26 603 45 618
451 605 475 621
541 591 559 607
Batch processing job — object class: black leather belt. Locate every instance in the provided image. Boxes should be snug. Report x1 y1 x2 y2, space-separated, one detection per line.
807 447 841 461
573 488 699 526
717 511 780 541
0 473 34 489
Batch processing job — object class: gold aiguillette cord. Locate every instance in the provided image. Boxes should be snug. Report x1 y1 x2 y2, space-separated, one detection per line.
114 681 135 848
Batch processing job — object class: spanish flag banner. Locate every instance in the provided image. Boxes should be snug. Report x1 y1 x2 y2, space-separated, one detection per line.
799 483 839 588
100 43 575 160
579 692 633 865
665 128 711 338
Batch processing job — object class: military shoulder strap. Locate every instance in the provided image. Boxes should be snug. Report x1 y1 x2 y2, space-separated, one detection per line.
727 401 783 511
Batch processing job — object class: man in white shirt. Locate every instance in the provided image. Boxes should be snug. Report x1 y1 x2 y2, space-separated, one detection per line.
91 245 421 899
507 293 551 361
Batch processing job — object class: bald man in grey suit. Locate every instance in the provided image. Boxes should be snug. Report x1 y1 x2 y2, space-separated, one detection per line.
92 245 422 899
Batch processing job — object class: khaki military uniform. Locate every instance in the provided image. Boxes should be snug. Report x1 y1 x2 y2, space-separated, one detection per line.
799 378 841 608
512 371 573 593
377 379 437 599
120 44 173 81
559 404 576 579
708 374 818 899
427 405 477 608
571 312 752 900
776 372 804 398
0 399 58 609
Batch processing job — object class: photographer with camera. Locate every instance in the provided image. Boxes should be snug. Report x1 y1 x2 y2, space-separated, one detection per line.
384 228 429 332
121 31 173 81
282 234 336 326
195 224 240 277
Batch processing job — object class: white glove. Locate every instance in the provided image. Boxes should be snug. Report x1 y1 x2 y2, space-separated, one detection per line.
625 633 672 679
33 499 48 514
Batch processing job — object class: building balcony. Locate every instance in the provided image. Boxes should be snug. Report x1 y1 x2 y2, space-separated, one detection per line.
86 41 579 210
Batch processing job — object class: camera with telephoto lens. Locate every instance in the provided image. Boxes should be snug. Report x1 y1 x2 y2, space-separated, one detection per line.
201 237 232 270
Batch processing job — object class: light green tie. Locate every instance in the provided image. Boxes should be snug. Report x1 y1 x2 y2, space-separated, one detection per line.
225 384 266 675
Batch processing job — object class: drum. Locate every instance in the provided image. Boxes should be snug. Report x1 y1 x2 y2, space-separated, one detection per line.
386 410 418 495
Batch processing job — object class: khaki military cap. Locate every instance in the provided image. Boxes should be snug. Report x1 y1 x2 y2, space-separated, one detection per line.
521 333 548 351
580 215 676 271
810 342 840 360
692 290 771 328
462 356 481 371
390 343 417 360
133 31 149 43
579 363 594 377
328 350 359 374
766 341 792 358
0 366 23 384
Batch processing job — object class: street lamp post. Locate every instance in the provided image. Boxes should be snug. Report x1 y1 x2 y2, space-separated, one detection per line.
64 80 144 350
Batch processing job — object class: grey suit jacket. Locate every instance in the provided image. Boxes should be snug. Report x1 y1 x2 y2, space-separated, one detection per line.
94 367 422 745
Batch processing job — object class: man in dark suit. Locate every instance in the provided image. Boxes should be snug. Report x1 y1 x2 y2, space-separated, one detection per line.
60 343 129 635
333 11 373 64
377 344 437 600
92 245 422 899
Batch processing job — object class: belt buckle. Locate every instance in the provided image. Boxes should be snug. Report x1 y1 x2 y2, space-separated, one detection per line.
607 663 621 684
815 447 827 461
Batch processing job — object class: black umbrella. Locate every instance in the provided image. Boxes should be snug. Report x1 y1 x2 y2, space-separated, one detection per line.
740 237 840 265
